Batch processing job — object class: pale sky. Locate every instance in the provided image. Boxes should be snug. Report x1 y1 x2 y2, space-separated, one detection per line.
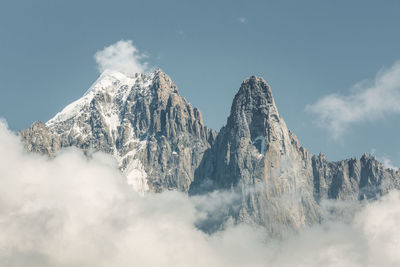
0 0 399 167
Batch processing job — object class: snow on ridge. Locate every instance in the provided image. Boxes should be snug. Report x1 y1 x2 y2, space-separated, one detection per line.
83 69 136 96
114 138 149 195
46 70 156 127
44 70 159 195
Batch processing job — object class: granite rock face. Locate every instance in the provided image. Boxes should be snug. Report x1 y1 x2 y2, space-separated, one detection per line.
312 153 400 202
21 69 215 194
190 76 400 235
21 71 400 235
190 76 321 235
20 121 60 156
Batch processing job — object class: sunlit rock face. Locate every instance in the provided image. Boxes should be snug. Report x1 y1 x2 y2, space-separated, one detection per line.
21 69 216 194
190 76 321 235
190 76 400 235
21 71 400 235
312 152 400 201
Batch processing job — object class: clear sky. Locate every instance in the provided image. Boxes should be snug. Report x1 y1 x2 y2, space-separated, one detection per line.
1 0 399 167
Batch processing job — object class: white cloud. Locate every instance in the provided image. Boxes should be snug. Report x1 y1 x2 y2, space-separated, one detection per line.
94 40 149 76
370 149 398 170
381 156 398 170
306 61 400 139
239 17 247 23
1 120 400 266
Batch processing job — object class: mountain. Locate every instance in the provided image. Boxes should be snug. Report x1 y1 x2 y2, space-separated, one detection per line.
189 76 320 234
190 76 400 235
20 70 400 235
21 69 216 194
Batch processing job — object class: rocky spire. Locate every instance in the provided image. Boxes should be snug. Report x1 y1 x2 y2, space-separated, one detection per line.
191 75 400 235
190 76 320 235
227 76 275 140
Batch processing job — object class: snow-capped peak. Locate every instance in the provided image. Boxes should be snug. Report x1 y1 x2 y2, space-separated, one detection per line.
44 69 161 195
46 70 156 127
83 69 136 96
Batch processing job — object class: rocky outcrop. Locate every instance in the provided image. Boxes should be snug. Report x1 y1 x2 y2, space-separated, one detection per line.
20 122 60 156
312 153 400 202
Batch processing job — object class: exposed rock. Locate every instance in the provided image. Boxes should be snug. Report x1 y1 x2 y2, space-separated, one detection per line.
190 76 321 235
20 122 60 156
21 69 215 194
312 152 400 201
20 71 400 236
190 76 400 235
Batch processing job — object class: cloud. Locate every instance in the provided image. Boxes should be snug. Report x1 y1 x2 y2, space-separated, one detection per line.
381 156 398 170
239 17 247 23
306 61 400 139
370 149 398 170
1 119 400 266
94 40 149 76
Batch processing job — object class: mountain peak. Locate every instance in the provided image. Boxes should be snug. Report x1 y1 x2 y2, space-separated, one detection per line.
32 68 214 194
236 75 274 105
83 69 137 96
21 71 400 236
243 75 270 86
224 75 279 142
152 68 178 94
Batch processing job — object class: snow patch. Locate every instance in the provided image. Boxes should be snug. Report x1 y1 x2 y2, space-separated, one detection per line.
103 112 120 134
125 159 149 195
46 70 137 127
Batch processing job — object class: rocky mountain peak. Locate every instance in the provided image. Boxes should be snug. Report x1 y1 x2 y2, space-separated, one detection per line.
191 75 309 190
21 69 215 194
190 75 319 234
227 76 279 143
233 75 274 109
142 68 178 100
239 75 273 97
20 71 400 236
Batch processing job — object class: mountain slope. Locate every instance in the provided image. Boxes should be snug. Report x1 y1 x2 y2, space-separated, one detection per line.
190 76 400 235
190 76 321 235
21 69 216 194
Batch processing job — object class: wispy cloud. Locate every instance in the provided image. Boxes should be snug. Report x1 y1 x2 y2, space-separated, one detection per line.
94 40 149 76
382 156 398 170
371 148 398 170
306 61 400 139
239 17 247 23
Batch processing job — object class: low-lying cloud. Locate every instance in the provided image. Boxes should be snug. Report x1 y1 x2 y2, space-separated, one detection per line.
1 119 400 266
306 61 400 139
94 40 149 76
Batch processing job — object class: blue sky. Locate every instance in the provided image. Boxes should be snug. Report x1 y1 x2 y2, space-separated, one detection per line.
1 0 399 167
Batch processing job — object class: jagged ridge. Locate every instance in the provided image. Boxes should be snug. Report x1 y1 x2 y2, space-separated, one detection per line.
190 75 400 235
20 71 400 235
21 69 216 194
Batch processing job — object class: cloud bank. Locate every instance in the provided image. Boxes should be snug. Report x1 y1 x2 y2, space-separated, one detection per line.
1 120 400 266
94 40 149 76
306 61 400 139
